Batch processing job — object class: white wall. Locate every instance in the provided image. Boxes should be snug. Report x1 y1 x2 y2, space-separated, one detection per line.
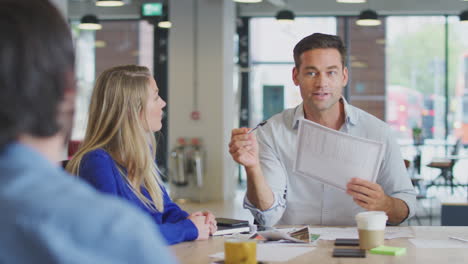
168 0 237 201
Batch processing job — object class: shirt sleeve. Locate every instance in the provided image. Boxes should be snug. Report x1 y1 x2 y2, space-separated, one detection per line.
160 187 190 223
156 187 199 245
71 191 179 264
156 219 198 245
94 198 179 264
242 125 288 227
377 129 417 223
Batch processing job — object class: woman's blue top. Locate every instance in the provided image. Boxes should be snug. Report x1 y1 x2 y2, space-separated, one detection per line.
78 149 198 245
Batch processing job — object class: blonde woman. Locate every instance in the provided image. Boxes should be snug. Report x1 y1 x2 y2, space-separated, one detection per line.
67 65 216 245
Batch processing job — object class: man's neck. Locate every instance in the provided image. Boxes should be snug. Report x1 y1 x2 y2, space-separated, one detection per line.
304 101 345 131
18 134 65 164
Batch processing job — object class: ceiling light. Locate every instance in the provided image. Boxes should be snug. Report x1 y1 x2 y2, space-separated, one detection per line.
460 10 468 23
375 38 385 45
158 21 172 28
78 14 102 30
356 9 381 26
351 61 368 68
234 0 263 3
95 40 107 48
96 0 125 7
276 9 295 23
336 0 366 3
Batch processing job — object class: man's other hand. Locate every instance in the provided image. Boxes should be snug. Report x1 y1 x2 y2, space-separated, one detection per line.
346 177 392 212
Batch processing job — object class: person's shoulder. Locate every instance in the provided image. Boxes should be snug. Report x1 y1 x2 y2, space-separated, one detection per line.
262 106 297 130
82 148 112 161
2 169 172 262
60 187 171 261
81 148 116 168
350 104 389 131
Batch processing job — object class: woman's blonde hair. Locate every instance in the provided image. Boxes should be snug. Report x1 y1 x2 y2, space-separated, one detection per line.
66 65 163 211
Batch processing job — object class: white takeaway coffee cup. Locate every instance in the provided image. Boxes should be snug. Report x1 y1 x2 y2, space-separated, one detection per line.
355 211 388 250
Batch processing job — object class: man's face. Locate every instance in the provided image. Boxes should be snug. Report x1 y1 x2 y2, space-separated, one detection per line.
292 48 348 116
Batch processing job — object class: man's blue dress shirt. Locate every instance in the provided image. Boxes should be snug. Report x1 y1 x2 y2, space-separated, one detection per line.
0 143 177 264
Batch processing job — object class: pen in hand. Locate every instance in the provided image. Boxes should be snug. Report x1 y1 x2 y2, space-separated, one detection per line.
247 120 267 134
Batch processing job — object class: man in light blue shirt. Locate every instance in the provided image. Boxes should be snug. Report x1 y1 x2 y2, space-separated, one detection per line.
0 1 177 263
229 33 416 226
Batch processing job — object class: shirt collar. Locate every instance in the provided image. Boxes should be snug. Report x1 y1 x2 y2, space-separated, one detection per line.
341 97 357 126
292 103 305 129
291 96 357 130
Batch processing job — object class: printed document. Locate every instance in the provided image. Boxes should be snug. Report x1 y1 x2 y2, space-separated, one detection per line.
307 227 414 240
409 239 468 248
294 119 385 191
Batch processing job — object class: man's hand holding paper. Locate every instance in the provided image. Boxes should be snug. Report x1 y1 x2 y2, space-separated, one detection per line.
346 177 392 212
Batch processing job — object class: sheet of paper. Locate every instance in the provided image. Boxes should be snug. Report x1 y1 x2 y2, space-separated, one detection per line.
209 244 315 262
259 230 305 243
294 119 385 190
448 236 468 243
258 226 313 243
409 239 468 248
307 227 414 240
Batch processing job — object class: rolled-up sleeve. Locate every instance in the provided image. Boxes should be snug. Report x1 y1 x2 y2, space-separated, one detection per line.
242 125 289 226
243 191 286 226
377 129 417 223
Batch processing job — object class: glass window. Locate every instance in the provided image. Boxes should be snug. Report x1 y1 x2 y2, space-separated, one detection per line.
386 16 446 141
448 16 468 144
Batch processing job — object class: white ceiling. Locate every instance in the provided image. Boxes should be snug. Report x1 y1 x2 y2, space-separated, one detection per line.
68 0 468 20
240 0 468 16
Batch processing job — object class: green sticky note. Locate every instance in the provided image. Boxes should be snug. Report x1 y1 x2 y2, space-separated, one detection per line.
310 234 320 241
370 246 406 256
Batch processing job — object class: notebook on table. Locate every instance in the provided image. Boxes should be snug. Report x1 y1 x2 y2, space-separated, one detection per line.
212 218 250 236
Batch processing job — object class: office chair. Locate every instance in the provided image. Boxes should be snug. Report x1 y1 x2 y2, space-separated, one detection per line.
426 139 462 194
405 159 433 225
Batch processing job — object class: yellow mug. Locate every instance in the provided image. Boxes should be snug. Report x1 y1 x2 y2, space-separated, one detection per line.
224 239 257 264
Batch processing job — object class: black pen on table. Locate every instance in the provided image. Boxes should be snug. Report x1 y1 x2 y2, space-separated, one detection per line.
247 120 267 134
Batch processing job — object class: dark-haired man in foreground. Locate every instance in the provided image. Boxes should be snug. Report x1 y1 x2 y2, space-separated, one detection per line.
0 1 176 263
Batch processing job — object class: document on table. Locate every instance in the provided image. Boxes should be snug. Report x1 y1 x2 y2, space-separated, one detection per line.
209 244 315 262
294 119 385 191
409 239 468 248
307 227 414 240
258 226 317 243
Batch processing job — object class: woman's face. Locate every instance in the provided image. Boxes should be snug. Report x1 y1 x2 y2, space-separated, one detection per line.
143 77 166 132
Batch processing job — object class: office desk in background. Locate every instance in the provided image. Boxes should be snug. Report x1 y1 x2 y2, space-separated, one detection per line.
171 226 468 264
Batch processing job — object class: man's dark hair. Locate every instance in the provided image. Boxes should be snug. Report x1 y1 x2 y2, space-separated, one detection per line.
0 0 75 149
293 33 347 69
